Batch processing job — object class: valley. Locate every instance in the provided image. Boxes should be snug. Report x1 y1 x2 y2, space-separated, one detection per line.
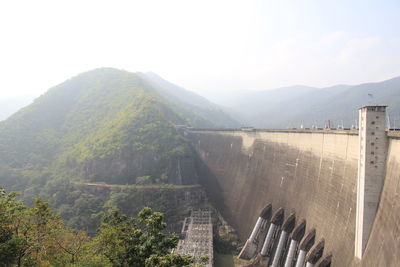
1 68 400 266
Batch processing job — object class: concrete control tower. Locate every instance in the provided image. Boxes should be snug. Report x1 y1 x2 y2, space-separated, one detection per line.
355 105 388 259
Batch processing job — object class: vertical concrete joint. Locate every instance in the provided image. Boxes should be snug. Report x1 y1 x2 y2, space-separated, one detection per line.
355 105 388 259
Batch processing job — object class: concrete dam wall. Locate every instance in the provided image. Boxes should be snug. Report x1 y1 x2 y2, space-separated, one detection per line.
187 127 400 266
361 133 400 266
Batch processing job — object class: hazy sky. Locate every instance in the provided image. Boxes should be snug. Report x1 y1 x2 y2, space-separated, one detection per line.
1 0 400 100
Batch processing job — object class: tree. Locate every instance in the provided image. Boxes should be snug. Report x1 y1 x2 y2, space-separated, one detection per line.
93 207 194 267
0 189 90 267
145 254 195 267
1 188 193 267
52 229 90 265
0 188 28 266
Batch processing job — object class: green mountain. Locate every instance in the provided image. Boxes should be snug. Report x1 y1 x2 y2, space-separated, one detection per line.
0 68 237 231
223 76 400 128
0 68 237 192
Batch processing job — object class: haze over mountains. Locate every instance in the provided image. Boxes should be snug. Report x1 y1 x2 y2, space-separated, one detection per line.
4 71 400 130
139 72 238 128
0 95 35 121
205 76 400 129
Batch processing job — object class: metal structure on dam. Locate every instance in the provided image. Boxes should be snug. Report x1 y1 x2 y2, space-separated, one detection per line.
173 209 213 266
184 106 400 267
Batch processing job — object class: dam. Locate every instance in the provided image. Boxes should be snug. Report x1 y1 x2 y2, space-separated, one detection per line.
185 106 400 267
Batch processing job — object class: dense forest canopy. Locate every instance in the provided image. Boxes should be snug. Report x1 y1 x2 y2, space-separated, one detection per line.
0 188 195 267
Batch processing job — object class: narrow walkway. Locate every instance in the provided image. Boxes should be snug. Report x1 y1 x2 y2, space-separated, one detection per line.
76 182 202 189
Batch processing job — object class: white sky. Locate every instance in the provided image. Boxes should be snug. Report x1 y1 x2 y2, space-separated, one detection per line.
0 0 400 100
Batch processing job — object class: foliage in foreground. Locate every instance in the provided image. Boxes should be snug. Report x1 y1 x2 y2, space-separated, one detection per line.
0 188 194 267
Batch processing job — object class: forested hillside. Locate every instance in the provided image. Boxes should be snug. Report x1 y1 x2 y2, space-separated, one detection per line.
1 69 187 188
0 68 233 234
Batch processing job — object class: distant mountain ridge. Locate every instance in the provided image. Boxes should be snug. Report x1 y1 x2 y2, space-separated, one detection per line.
139 72 238 128
220 76 400 128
